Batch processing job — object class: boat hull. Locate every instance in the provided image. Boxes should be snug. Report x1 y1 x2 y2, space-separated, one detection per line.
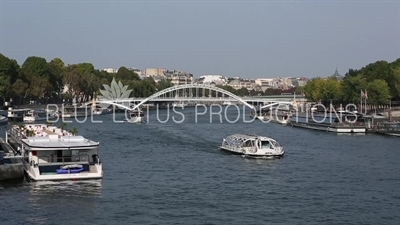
219 146 284 158
24 163 103 181
127 116 145 123
290 122 366 133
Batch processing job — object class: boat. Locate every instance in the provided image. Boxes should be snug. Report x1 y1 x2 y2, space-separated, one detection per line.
262 105 293 125
376 122 400 137
7 107 31 122
0 115 7 125
127 109 145 123
61 105 92 118
249 107 269 120
222 101 235 106
23 109 56 122
289 112 367 133
5 124 103 181
92 107 112 115
172 102 186 108
219 134 284 158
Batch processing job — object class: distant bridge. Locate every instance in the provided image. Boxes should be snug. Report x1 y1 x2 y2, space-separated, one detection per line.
84 84 302 111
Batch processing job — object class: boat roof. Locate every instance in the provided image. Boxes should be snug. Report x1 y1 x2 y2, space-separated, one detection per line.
21 135 99 149
10 124 99 150
9 108 31 112
225 134 276 142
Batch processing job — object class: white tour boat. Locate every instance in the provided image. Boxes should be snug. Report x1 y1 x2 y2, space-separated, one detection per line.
222 101 235 106
172 102 186 108
23 109 56 122
127 109 146 123
7 107 31 122
6 124 103 181
219 134 285 158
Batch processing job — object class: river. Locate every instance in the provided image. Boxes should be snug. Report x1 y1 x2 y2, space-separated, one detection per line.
0 106 399 225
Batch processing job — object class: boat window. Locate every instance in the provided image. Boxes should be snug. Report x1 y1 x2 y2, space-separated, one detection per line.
261 141 272 149
270 140 280 147
242 140 253 147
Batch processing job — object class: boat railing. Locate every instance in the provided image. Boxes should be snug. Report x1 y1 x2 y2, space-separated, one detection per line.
331 122 366 127
35 154 92 166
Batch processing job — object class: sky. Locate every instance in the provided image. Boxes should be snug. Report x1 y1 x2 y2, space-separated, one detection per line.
0 0 399 78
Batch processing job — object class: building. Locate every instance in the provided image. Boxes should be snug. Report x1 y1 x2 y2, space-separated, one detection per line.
103 68 118 73
227 78 256 90
196 75 228 86
143 68 167 77
330 66 344 81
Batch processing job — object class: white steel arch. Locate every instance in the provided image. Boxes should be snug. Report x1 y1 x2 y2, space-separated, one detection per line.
131 84 256 110
260 101 294 109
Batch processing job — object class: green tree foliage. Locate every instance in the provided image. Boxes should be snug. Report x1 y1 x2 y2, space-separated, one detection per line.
115 66 140 81
303 58 400 105
157 79 173 91
48 58 65 96
21 56 54 98
303 77 324 101
366 79 391 105
341 75 367 103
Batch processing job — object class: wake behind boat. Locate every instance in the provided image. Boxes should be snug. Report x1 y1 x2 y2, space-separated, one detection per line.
219 134 284 158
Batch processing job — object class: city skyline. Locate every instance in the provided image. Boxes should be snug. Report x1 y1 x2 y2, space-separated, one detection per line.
1 0 399 78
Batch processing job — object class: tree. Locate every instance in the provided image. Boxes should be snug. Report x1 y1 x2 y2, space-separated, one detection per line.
115 66 140 82
12 79 29 104
366 79 391 105
48 58 66 96
69 127 78 136
157 79 173 91
21 56 53 99
321 78 342 103
0 54 20 101
236 87 249 96
303 77 324 102
341 75 367 103
0 53 20 83
21 56 49 77
0 73 11 103
391 67 400 100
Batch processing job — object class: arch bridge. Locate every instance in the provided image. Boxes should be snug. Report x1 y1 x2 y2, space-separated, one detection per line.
86 84 295 111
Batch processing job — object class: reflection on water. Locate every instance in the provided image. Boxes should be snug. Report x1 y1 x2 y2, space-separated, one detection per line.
29 179 102 196
24 180 103 225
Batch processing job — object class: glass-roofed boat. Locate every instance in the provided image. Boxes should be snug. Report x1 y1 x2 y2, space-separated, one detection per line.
219 134 284 158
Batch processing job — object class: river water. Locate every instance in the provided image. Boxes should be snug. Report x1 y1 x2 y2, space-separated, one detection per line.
0 106 399 225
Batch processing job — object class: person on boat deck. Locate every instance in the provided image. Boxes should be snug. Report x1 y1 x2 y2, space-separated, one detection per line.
16 146 21 155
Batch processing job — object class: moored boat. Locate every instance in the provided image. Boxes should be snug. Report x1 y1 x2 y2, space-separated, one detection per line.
7 107 31 122
172 102 186 108
127 109 146 123
262 105 292 125
23 109 56 122
6 124 103 181
219 134 284 158
289 112 367 133
376 121 400 137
